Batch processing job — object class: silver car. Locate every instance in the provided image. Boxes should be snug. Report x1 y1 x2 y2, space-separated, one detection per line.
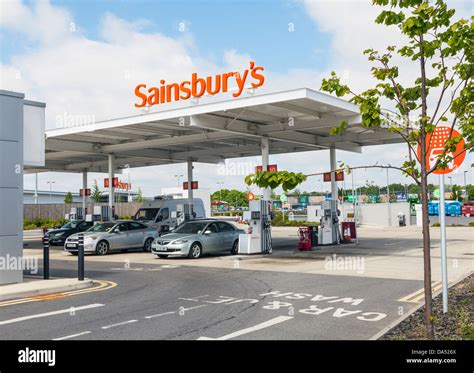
64 220 158 255
151 219 245 259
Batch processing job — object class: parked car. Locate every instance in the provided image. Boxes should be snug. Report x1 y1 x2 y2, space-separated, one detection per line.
64 220 158 255
151 219 245 259
45 220 93 246
462 202 474 217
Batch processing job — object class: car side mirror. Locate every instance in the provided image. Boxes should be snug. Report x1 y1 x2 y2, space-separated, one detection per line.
203 230 212 235
114 228 121 233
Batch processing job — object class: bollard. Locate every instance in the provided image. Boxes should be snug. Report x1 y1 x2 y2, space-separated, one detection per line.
78 233 84 281
43 234 49 280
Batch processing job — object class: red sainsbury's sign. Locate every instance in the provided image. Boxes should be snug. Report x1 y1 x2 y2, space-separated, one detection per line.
134 61 265 108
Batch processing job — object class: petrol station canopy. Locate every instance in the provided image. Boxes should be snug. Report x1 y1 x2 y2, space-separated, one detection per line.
25 88 404 174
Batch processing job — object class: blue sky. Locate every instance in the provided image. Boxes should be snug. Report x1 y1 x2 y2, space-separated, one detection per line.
2 0 331 72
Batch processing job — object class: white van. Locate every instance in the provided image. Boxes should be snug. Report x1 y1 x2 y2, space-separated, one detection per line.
133 196 206 234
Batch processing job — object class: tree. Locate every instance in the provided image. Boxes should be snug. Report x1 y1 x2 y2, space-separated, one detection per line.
245 171 307 192
64 192 73 204
320 0 473 338
211 189 249 207
135 187 144 203
91 180 102 203
450 184 462 200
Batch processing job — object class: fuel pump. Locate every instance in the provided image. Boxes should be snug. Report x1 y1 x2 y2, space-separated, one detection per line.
318 200 341 245
239 200 272 254
92 205 110 222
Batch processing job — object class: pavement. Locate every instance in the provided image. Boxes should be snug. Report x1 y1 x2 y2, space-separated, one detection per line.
0 278 94 301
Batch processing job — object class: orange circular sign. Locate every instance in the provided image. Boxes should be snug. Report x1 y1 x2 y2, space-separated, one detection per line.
247 192 255 201
417 126 465 175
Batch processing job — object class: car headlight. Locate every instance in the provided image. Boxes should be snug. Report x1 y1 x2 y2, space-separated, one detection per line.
52 232 66 238
172 239 188 244
85 236 98 241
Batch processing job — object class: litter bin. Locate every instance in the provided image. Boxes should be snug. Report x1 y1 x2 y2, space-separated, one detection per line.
297 226 312 250
341 222 356 243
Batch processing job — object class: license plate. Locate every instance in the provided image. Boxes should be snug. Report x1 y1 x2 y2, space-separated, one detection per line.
157 246 168 251
66 243 77 248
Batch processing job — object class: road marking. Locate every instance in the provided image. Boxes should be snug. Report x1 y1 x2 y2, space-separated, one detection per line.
0 304 104 326
109 267 162 272
181 305 207 312
0 280 117 308
398 281 442 303
197 315 293 340
179 295 209 302
53 331 91 340
145 311 175 319
101 319 138 330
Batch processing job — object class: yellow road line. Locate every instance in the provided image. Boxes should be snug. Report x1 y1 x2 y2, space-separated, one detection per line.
398 281 443 303
0 280 117 307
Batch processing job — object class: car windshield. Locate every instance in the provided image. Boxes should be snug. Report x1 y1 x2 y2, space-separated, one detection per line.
134 208 159 221
173 222 209 234
86 222 116 233
61 221 80 229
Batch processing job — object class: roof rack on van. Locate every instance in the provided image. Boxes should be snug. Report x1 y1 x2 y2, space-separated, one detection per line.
153 195 174 200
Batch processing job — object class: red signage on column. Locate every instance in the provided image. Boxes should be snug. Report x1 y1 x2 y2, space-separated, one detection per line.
112 177 119 187
323 171 344 182
79 189 91 197
335 170 344 181
267 164 278 172
255 165 263 173
104 178 109 188
183 181 199 190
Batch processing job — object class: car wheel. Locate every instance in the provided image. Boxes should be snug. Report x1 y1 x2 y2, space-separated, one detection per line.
95 240 109 256
231 239 239 255
143 238 154 252
157 254 168 259
188 242 202 259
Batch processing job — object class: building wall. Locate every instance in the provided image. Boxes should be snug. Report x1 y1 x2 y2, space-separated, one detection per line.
23 191 82 204
0 91 24 284
357 202 411 227
307 202 411 227
23 202 143 220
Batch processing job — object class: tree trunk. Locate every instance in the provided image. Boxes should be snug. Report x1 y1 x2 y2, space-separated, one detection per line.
419 33 435 340
420 168 434 339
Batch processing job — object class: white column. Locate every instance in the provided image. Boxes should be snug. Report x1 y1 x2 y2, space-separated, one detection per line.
187 159 193 203
108 154 115 219
82 171 87 215
439 174 448 313
34 173 38 204
386 168 391 226
330 146 338 201
261 137 270 200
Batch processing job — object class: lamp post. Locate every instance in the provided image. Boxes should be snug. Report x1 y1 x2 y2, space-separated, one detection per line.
216 182 224 206
174 174 183 187
463 171 468 201
46 181 56 202
124 164 131 202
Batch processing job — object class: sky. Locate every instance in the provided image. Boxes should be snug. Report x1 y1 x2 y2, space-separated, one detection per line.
0 0 472 197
